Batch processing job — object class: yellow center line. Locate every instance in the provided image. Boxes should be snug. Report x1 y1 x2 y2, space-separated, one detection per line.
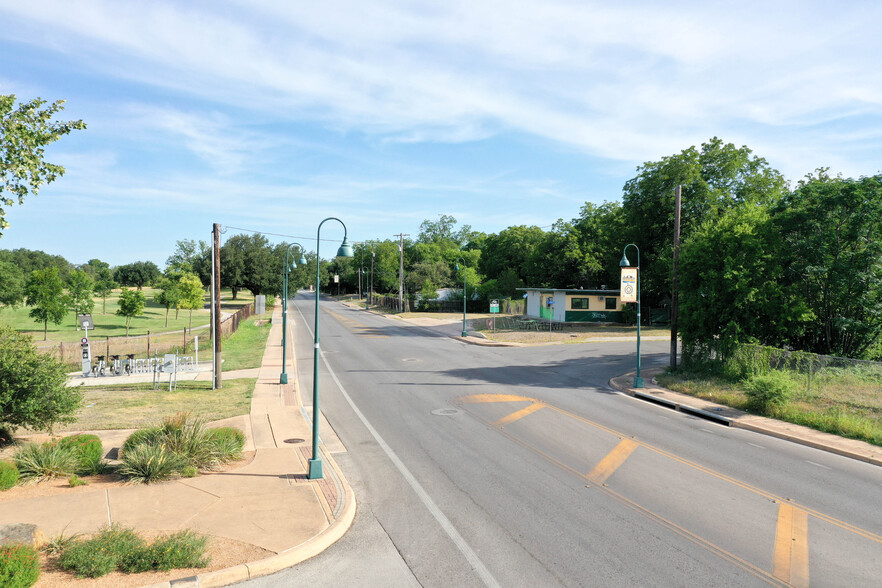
773 504 810 587
587 439 638 485
492 403 545 427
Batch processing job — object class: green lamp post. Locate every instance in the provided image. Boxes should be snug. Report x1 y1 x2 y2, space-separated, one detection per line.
280 243 307 385
309 218 354 480
455 258 468 337
620 243 644 388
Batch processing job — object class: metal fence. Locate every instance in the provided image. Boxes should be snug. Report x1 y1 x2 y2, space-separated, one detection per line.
36 303 254 367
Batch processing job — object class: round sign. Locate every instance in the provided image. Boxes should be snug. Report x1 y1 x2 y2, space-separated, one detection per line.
82 320 91 328
624 285 634 296
81 337 88 345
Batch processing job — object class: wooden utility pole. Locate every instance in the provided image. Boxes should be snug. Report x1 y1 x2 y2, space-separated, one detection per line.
671 185 682 369
395 233 409 312
213 223 223 389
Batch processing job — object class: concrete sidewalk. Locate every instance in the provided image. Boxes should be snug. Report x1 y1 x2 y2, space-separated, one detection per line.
610 368 882 467
0 305 355 587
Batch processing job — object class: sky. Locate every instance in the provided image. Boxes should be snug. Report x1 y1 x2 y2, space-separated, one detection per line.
1 0 880 267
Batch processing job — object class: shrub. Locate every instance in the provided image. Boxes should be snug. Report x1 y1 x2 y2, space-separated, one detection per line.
0 326 83 432
120 427 162 458
68 474 87 487
120 530 208 573
181 465 198 478
0 543 40 588
206 427 245 463
14 441 78 482
744 371 797 413
0 461 19 490
58 434 105 475
59 524 145 578
159 413 216 469
117 444 188 484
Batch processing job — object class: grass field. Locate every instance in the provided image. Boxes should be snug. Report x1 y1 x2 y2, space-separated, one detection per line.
55 379 256 432
221 315 271 371
0 289 256 343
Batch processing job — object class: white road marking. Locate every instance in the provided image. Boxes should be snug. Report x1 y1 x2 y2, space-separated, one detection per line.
294 301 501 588
806 461 831 470
747 443 766 449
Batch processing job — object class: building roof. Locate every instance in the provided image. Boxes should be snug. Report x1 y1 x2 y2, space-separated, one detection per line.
517 287 620 295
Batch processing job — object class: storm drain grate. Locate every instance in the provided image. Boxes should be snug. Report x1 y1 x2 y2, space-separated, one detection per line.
284 438 306 444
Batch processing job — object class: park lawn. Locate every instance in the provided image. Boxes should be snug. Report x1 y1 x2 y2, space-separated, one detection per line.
221 314 272 371
0 288 257 343
55 379 255 432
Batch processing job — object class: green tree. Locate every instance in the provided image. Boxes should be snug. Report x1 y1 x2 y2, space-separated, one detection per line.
92 265 118 315
167 238 212 285
0 260 24 309
153 274 181 328
116 288 146 336
774 171 882 358
113 261 160 290
25 267 67 340
66 268 95 325
0 326 82 432
406 261 452 293
176 273 205 329
220 233 275 296
0 95 86 236
479 225 546 283
621 137 787 307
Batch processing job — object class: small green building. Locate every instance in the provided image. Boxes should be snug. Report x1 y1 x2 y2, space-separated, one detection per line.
518 288 623 323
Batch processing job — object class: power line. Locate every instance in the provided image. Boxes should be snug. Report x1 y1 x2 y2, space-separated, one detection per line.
222 225 358 245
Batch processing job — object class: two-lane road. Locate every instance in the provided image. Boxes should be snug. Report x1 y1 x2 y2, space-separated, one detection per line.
241 294 882 587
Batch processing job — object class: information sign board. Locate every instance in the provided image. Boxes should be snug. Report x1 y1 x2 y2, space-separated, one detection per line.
490 299 499 314
620 268 638 303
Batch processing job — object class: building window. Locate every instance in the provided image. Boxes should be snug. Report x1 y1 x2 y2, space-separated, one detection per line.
605 297 617 310
571 297 590 309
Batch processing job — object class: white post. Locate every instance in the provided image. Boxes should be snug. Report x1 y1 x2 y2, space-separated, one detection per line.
194 335 199 368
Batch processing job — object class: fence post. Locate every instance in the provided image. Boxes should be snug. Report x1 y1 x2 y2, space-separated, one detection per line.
147 331 151 358
183 328 187 353
58 342 64 363
106 337 110 359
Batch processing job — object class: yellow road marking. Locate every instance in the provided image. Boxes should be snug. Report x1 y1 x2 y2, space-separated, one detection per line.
492 403 545 427
459 394 534 404
773 504 810 587
587 439 638 484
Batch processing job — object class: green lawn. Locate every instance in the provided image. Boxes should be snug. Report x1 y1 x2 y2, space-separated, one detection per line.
221 315 272 371
0 289 256 343
56 379 256 432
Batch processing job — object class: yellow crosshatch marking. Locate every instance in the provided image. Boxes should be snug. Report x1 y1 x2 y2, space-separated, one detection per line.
586 439 638 484
492 403 545 427
773 504 809 587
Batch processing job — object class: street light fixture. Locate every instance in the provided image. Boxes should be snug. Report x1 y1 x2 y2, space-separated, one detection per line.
310 217 354 480
280 243 307 385
620 243 644 388
455 258 468 337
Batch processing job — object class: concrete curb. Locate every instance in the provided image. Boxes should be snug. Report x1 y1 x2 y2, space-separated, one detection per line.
146 449 357 588
609 370 882 468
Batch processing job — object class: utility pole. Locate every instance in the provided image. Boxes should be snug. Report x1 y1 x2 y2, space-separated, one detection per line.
394 233 409 312
358 244 363 303
671 185 682 370
212 223 223 389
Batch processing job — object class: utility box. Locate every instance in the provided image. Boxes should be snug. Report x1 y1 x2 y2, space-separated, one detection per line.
81 337 91 376
255 295 266 315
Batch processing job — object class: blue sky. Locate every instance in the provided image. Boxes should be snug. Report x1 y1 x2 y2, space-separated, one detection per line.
1 0 880 266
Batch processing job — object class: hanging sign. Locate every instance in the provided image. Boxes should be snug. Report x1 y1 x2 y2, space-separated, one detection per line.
620 268 638 303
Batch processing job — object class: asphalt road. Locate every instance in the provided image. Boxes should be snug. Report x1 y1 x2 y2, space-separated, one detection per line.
240 294 882 587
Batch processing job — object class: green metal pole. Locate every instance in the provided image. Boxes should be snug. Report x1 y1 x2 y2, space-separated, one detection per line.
309 218 349 480
462 269 467 337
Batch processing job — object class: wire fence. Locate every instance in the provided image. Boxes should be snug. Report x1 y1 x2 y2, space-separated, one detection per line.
36 303 254 367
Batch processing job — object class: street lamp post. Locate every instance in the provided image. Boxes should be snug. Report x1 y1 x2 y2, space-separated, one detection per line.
455 258 468 337
310 218 354 480
620 243 644 388
369 246 375 309
281 243 307 385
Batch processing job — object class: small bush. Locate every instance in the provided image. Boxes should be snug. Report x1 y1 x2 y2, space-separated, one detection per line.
68 474 87 487
58 434 105 475
206 427 245 463
42 527 81 555
0 543 40 587
744 371 796 413
120 530 208 572
181 465 198 478
59 524 146 578
14 441 78 482
120 427 162 458
0 461 19 490
117 444 188 484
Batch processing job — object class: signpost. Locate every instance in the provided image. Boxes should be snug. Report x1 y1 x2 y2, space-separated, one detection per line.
490 299 499 332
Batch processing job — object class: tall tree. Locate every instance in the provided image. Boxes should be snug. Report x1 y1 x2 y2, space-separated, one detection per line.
92 265 118 314
116 288 146 336
774 171 882 358
113 261 160 289
0 95 86 236
153 273 181 328
0 260 24 310
479 225 546 283
65 269 95 325
621 137 787 307
25 267 67 340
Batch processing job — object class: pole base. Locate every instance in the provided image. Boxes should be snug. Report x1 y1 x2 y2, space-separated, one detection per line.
633 376 645 389
308 458 323 480
461 331 468 338
280 373 288 384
